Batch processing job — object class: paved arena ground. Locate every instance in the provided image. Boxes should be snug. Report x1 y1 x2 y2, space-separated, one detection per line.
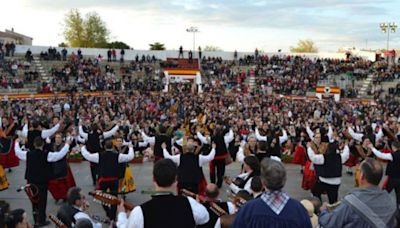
0 161 394 226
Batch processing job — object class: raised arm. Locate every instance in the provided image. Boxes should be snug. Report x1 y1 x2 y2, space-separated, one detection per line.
47 143 70 162
370 145 393 161
81 146 99 163
340 145 350 164
42 123 60 139
196 131 209 145
307 144 324 165
279 129 288 145
199 145 216 166
327 125 334 142
103 124 119 139
375 127 384 142
78 125 88 140
22 124 28 138
118 146 134 163
162 144 180 165
306 125 315 141
141 130 155 145
255 128 267 141
15 141 27 161
347 126 363 142
224 129 234 144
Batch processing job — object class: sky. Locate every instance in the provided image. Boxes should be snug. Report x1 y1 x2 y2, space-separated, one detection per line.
1 0 399 52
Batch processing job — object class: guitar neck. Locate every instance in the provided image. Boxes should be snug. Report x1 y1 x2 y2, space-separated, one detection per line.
181 189 227 216
49 215 67 228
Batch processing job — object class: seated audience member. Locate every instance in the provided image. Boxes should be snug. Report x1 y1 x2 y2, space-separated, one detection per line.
232 158 311 228
319 158 399 227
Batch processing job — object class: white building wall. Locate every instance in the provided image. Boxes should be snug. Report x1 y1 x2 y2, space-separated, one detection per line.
15 45 377 61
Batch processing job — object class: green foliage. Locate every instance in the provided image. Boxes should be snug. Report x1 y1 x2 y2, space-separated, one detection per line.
149 42 166 50
203 45 223 52
58 42 68 47
107 41 130 49
63 9 110 48
290 39 318 53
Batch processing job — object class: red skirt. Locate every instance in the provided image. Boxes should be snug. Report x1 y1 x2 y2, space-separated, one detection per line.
198 176 207 196
292 145 306 166
344 154 358 167
48 165 76 200
301 161 316 190
0 139 19 168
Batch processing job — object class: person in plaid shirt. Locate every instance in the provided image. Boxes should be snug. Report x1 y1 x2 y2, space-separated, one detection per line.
232 158 312 228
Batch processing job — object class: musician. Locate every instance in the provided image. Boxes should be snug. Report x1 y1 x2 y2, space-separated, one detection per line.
5 209 32 228
57 187 101 228
307 133 350 204
197 121 234 188
319 158 398 227
79 120 119 185
162 138 216 194
81 139 133 221
116 159 209 228
250 176 264 199
46 133 76 202
224 156 260 195
22 117 62 150
15 137 72 227
369 140 400 206
199 184 235 228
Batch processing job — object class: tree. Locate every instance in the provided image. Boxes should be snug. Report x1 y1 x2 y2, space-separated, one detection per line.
149 42 165 50
63 9 84 47
63 9 110 48
290 39 318 53
107 41 130 49
58 42 68 47
203 45 223 52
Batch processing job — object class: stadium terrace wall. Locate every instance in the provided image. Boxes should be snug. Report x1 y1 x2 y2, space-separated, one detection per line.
14 45 377 61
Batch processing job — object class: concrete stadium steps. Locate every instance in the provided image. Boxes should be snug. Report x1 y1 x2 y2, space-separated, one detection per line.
32 56 49 83
357 74 374 98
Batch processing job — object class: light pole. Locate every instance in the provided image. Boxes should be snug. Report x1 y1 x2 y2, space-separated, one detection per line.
380 22 397 51
186 26 199 52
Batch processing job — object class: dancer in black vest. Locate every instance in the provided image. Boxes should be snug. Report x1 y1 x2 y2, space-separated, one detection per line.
307 133 349 204
370 140 400 206
199 183 236 228
256 125 288 158
81 139 133 221
15 137 71 227
117 159 209 228
22 118 62 150
162 140 215 194
57 187 101 228
46 133 76 202
197 122 234 188
141 125 172 162
79 122 119 185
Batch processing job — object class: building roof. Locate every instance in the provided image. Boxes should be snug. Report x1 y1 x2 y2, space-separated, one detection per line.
0 29 33 40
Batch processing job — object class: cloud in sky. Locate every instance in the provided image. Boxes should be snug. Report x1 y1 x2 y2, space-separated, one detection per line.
1 0 399 51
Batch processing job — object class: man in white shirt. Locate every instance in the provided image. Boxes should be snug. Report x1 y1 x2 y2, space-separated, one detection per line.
307 133 349 204
81 139 133 221
117 159 209 228
15 137 72 227
162 138 216 194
